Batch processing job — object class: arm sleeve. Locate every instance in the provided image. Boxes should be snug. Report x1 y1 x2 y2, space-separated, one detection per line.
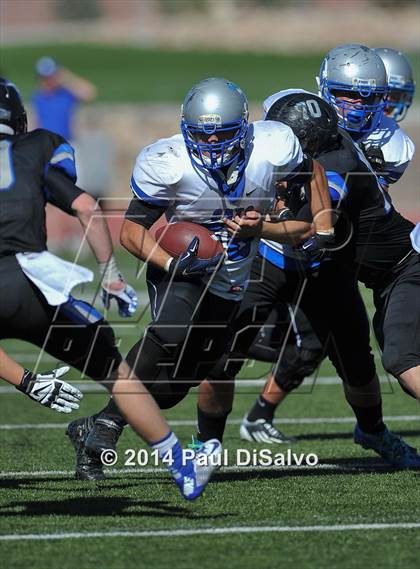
325 170 349 205
43 131 77 183
44 167 85 215
125 197 167 229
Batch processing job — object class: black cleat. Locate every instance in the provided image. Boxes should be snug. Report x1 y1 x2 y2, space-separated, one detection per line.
84 417 124 457
66 416 106 481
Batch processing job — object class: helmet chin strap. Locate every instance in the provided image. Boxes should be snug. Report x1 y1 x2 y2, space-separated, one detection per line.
0 124 14 135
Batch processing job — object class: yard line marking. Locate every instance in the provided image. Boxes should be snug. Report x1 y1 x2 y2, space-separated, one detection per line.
0 461 397 478
1 522 419 541
0 415 418 430
0 375 398 393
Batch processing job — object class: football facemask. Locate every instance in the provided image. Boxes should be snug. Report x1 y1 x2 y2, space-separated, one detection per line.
325 85 387 133
181 119 247 170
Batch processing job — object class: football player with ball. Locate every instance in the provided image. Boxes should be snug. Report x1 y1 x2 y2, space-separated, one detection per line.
68 77 333 481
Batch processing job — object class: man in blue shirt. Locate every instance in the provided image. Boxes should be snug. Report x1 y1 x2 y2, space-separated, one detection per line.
31 56 96 141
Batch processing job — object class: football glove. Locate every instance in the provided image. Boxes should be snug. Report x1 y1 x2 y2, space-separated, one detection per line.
168 237 224 279
16 366 83 413
300 230 336 263
101 277 138 317
361 143 385 172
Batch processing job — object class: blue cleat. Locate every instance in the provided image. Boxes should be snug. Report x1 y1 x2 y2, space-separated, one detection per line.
173 439 222 501
354 424 420 468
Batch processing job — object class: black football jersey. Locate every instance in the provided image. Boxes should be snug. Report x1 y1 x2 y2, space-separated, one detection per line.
0 128 84 258
316 131 414 286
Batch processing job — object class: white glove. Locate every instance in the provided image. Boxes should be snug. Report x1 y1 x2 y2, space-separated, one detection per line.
16 366 83 413
99 255 138 318
101 280 138 317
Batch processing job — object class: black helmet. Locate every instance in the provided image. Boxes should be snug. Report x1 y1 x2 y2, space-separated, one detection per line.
266 92 338 157
0 78 27 134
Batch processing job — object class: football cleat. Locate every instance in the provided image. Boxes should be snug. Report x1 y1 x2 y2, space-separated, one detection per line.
84 417 123 457
66 416 105 481
240 416 296 444
174 439 222 501
354 424 420 468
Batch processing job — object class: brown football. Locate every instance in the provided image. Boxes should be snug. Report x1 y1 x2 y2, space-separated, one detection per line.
154 221 224 259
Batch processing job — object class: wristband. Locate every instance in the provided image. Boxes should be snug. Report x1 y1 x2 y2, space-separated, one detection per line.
99 255 121 284
316 229 335 236
16 369 33 393
164 257 174 273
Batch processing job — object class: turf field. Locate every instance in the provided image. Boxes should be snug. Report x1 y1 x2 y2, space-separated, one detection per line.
1 250 420 568
2 43 419 104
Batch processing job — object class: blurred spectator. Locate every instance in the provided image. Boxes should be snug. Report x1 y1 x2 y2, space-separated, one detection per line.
74 110 117 203
31 56 96 141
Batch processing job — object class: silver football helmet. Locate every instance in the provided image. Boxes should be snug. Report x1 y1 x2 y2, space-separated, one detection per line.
181 77 249 171
319 44 388 133
373 48 415 122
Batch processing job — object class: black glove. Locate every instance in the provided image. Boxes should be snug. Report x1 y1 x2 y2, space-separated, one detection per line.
361 143 385 172
168 237 224 279
300 231 336 263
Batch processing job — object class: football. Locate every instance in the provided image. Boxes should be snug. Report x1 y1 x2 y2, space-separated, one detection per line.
154 221 224 259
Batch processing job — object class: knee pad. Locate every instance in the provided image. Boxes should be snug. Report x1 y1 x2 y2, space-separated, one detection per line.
343 374 382 407
148 379 192 410
207 352 245 382
381 348 419 381
127 333 193 409
273 345 324 392
126 331 174 383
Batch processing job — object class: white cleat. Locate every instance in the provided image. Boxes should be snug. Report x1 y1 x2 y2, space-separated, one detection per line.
240 416 296 444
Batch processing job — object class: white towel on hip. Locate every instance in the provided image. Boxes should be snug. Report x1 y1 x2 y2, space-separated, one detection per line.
16 251 94 306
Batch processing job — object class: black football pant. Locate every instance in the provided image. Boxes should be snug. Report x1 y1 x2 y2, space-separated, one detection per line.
209 254 376 388
372 253 420 378
124 265 241 409
0 255 121 381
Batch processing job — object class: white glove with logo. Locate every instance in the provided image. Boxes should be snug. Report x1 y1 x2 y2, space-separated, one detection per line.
16 366 83 413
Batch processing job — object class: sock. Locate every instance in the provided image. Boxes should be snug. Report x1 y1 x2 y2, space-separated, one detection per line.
151 431 186 477
97 398 128 428
196 406 230 443
247 395 277 423
351 402 386 434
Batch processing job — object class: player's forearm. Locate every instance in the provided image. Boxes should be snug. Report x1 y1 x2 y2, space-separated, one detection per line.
309 160 333 232
120 220 172 271
73 194 114 264
261 220 314 244
0 348 24 386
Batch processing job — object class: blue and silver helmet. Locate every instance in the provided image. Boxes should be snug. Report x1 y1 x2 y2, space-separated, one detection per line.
319 44 388 133
373 47 415 122
181 77 249 171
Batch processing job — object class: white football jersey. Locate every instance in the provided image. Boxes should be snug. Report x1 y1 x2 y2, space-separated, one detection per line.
357 115 415 187
130 120 304 300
